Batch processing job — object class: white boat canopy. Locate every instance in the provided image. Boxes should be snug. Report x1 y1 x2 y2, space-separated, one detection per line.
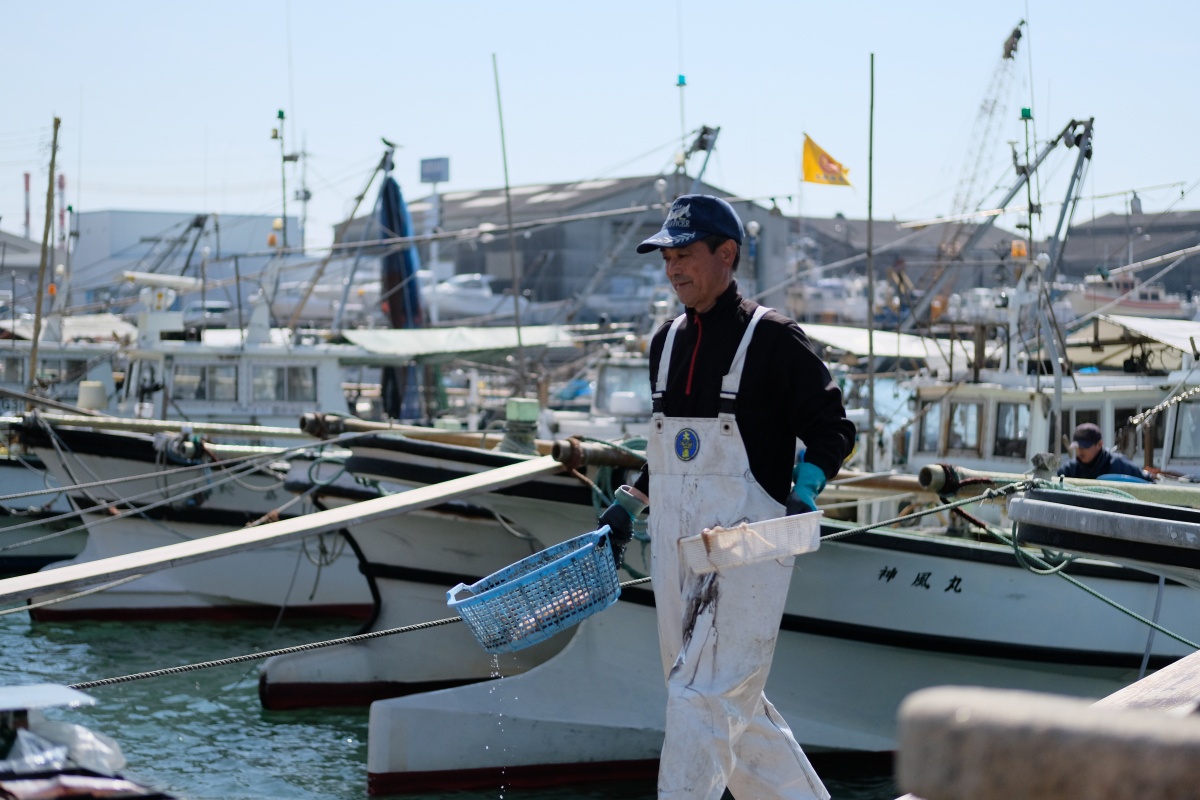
799 322 950 364
0 313 136 343
1100 314 1200 357
339 324 576 365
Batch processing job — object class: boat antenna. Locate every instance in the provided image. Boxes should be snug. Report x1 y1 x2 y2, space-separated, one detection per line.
491 53 526 395
674 0 687 198
866 53 877 472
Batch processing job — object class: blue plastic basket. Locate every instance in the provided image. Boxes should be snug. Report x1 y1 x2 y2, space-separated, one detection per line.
446 528 621 654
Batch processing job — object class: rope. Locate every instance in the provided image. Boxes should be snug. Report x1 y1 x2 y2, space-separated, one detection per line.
940 481 1198 648
986 520 1200 650
0 446 281 550
67 575 654 690
0 429 362 553
0 440 302 553
820 482 1028 542
0 447 274 503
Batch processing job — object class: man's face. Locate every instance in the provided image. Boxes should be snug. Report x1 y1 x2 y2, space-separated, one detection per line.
1074 439 1102 464
661 239 736 313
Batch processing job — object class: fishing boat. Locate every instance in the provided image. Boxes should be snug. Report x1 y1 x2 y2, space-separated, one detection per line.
544 346 653 441
360 468 1200 792
0 683 178 799
15 417 369 621
8 246 580 618
1066 274 1195 320
251 413 1200 739
0 451 84 576
274 287 1200 789
900 311 1200 485
0 311 132 574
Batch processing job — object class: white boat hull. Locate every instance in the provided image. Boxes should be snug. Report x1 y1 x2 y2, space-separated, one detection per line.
259 436 606 707
23 427 372 620
367 532 1192 791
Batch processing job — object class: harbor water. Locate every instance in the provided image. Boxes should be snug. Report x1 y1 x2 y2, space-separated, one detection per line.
1 611 897 799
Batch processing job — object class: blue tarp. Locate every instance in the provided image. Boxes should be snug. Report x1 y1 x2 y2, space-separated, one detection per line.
377 175 424 420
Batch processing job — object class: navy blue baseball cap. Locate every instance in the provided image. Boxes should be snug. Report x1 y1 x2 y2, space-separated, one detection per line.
1071 422 1102 446
636 194 745 254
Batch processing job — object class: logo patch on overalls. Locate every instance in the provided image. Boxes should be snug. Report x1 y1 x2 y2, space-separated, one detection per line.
674 428 700 461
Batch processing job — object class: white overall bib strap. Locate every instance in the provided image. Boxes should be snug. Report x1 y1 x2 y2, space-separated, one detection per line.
717 305 770 416
652 313 688 414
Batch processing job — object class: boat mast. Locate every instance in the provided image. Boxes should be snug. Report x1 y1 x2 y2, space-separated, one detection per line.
28 117 60 407
491 53 526 394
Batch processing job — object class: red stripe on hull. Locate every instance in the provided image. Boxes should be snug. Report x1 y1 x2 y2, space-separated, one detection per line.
258 673 487 710
368 759 659 795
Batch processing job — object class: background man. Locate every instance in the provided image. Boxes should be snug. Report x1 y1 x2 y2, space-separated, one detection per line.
599 194 855 800
1057 422 1148 481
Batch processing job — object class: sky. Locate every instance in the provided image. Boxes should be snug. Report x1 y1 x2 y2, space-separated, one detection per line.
2 0 1198 256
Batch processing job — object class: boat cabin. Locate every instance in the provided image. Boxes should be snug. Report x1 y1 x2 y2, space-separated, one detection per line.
902 314 1200 480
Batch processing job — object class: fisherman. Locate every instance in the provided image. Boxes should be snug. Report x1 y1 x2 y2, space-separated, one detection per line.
1057 422 1149 481
599 194 855 800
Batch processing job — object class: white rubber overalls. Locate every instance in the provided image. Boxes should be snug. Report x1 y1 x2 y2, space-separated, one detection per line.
648 307 828 800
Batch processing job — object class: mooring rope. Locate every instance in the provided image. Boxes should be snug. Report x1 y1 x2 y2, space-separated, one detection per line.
68 575 654 690
0 434 362 554
948 495 1200 651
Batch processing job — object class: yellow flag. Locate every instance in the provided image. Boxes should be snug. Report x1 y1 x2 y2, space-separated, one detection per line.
802 134 852 186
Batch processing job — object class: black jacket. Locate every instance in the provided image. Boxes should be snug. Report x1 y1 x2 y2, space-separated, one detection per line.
1056 448 1148 481
633 282 856 504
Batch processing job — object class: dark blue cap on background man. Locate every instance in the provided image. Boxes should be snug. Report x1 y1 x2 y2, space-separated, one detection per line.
1071 422 1102 447
636 194 744 254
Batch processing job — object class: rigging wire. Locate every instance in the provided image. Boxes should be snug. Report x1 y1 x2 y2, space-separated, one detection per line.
0 430 360 553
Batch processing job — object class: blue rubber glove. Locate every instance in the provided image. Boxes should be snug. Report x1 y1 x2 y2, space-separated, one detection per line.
598 486 647 568
786 460 827 515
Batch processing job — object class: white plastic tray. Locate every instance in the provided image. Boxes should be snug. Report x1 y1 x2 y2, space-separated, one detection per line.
679 511 822 574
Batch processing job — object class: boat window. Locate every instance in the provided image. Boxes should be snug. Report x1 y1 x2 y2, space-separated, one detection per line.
594 363 651 415
1116 406 1164 451
37 359 88 384
993 402 1030 458
947 402 981 452
174 364 237 402
1172 402 1200 459
252 365 317 402
0 356 24 383
917 401 941 452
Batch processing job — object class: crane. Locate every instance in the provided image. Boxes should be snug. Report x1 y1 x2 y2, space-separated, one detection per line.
901 118 1094 331
900 22 1025 324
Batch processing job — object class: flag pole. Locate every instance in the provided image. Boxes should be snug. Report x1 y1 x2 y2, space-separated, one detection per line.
866 55 877 473
796 149 805 287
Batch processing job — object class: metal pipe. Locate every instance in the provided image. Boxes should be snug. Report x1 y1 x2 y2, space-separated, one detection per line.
550 438 645 469
22 412 308 440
